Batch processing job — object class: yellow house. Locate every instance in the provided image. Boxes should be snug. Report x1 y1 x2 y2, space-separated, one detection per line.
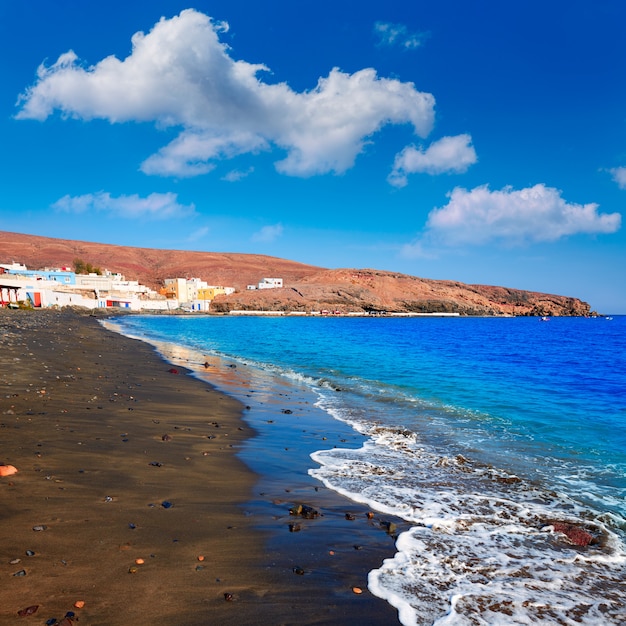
198 286 228 300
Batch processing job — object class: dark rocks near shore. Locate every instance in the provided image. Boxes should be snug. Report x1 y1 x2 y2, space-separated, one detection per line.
549 522 597 547
289 503 320 519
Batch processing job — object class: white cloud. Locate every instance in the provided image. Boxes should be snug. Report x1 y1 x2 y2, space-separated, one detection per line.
374 22 425 49
52 191 195 219
187 226 210 242
17 9 436 178
251 223 283 243
221 166 254 182
388 134 477 187
402 184 621 254
609 166 626 189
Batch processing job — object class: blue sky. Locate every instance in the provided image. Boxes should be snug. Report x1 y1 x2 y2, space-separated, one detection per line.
1 1 625 312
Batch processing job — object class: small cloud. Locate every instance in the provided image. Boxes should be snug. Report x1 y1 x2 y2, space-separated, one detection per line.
251 223 283 243
221 166 254 182
608 166 626 189
402 183 621 255
389 134 477 187
374 22 426 49
51 191 195 219
187 226 210 242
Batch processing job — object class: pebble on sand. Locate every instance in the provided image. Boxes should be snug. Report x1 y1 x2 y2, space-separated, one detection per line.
17 605 39 616
0 464 18 477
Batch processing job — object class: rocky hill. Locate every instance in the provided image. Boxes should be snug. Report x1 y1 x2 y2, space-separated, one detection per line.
0 231 591 316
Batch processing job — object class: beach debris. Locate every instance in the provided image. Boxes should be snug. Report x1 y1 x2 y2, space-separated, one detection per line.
353 545 363 550
292 566 305 575
366 512 375 519
545 521 596 546
135 558 145 565
25 550 35 557
17 605 39 616
10 558 21 564
0 464 18 477
224 592 233 601
13 569 27 576
281 409 293 414
345 513 356 521
288 523 301 532
352 587 363 594
380 521 397 535
161 434 172 442
32 525 47 532
128 523 137 529
148 461 163 467
329 550 335 555
197 555 205 562
161 500 173 509
168 368 179 374
73 600 85 609
128 566 138 574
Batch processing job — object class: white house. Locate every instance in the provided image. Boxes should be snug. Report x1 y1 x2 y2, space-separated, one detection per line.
257 278 283 289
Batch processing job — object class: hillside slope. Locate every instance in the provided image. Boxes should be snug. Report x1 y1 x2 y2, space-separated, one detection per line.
0 231 591 316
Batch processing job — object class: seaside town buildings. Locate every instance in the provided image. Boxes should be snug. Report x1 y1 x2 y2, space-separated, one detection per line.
0 262 237 312
161 277 235 311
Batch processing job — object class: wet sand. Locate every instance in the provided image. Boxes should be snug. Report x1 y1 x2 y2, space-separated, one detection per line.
0 309 402 625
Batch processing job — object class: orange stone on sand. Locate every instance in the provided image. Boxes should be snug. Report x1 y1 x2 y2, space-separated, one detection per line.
0 465 18 477
197 555 205 562
74 600 85 609
135 558 145 565
352 587 363 594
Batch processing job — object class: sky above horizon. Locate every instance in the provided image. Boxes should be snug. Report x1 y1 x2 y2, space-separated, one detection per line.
1 1 625 312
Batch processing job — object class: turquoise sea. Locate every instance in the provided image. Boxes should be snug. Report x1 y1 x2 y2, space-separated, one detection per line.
110 314 626 625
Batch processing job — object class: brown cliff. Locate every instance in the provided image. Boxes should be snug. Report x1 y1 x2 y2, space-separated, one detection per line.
0 231 591 316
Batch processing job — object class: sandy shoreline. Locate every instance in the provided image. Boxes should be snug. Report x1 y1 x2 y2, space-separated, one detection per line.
1 309 401 625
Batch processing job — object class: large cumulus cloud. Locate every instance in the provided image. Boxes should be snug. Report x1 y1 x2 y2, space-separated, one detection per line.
402 184 621 256
17 9 437 178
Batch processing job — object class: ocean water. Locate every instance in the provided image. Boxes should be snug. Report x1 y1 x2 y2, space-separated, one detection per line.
110 314 626 625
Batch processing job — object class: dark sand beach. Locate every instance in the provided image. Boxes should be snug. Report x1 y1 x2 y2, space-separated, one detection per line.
0 309 402 625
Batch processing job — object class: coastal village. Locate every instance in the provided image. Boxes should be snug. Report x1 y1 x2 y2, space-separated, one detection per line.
0 261 281 312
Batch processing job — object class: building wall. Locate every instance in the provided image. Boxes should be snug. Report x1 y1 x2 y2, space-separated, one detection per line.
164 278 188 302
1 266 76 285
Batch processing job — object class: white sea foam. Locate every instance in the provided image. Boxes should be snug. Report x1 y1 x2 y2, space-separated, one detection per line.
309 426 626 625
